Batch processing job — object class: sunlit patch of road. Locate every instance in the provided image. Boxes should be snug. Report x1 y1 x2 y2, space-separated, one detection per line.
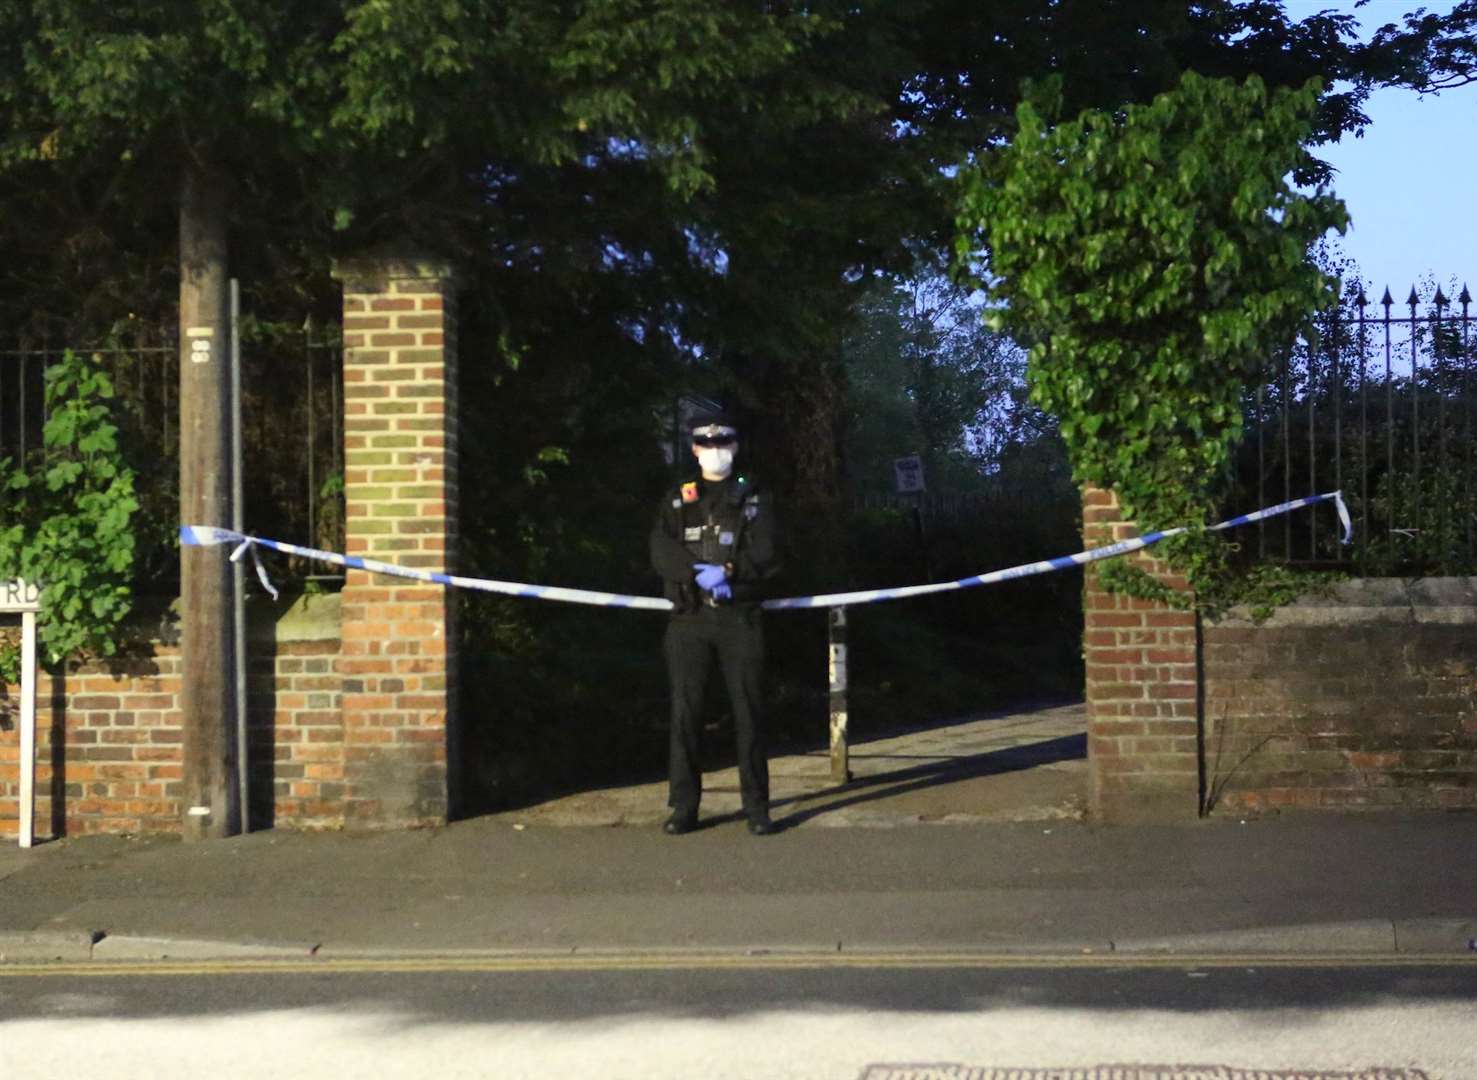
0 963 1471 1079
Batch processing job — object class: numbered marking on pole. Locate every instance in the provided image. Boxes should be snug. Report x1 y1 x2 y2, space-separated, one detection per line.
187 326 214 363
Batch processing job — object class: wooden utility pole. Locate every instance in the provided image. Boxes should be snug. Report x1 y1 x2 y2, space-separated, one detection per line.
178 160 239 840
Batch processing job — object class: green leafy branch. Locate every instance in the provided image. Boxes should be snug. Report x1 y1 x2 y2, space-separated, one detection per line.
0 349 139 674
955 73 1348 617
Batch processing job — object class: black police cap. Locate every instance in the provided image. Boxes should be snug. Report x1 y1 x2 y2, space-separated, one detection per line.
688 403 739 444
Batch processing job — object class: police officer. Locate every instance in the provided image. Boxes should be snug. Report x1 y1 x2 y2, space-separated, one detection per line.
650 407 780 835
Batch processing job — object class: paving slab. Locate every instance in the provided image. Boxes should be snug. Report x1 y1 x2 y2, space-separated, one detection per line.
1393 918 1477 955
0 930 97 962
1114 919 1398 955
91 935 318 961
489 702 1088 828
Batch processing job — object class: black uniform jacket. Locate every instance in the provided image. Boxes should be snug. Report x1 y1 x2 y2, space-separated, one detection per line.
650 474 780 613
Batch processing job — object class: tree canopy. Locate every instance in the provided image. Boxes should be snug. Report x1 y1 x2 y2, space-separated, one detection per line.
957 72 1347 521
955 71 1355 615
7 1 1470 366
6 0 1473 586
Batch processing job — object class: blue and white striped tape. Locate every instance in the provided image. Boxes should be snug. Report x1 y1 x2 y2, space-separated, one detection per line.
180 526 673 610
181 489 1351 613
763 490 1351 609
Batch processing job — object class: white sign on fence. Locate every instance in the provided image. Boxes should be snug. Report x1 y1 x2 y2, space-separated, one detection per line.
893 454 926 494
2 580 41 848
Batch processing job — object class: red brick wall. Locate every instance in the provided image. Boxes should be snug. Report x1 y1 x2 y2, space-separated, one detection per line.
1 599 346 838
1202 579 1477 814
1081 485 1476 821
1082 487 1201 822
333 256 459 828
10 651 185 836
247 627 345 830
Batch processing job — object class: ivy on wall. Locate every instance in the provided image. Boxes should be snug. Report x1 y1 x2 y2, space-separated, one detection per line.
0 350 138 680
955 72 1348 616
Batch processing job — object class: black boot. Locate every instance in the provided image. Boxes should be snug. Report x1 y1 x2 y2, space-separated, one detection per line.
664 810 698 835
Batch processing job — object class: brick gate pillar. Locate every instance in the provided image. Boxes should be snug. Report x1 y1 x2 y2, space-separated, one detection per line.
332 255 459 828
1082 487 1200 822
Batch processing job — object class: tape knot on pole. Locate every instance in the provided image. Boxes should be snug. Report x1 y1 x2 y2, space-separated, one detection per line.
228 536 279 601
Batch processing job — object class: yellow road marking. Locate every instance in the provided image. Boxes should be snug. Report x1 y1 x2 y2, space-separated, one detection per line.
0 951 1475 978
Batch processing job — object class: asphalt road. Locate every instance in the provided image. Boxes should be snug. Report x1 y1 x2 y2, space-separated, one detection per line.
1 957 1473 1079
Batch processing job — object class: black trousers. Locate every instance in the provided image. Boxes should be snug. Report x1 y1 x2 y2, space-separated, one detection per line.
664 605 769 819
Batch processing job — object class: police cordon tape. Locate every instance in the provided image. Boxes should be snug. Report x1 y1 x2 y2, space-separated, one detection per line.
765 490 1352 610
180 490 1351 613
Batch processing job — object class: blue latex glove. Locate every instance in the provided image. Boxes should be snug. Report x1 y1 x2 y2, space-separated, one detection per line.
711 581 732 602
692 563 727 591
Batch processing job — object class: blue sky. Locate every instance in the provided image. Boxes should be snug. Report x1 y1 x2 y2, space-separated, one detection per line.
1282 1 1476 298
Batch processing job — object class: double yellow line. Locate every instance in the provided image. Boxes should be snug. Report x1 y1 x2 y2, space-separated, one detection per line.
2 951 1475 978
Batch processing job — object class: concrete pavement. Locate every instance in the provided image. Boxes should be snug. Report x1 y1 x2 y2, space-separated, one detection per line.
2 702 1475 964
495 700 1090 828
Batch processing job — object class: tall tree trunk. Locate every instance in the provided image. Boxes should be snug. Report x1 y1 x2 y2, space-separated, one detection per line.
754 349 849 588
178 160 238 840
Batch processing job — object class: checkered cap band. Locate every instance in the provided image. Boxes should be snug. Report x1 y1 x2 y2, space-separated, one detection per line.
691 424 737 439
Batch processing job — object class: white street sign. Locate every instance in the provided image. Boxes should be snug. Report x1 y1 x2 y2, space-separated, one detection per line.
2 579 41 848
893 455 925 494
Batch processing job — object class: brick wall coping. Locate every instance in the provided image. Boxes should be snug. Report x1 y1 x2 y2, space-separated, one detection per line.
1211 577 1477 628
246 593 341 644
329 254 456 293
115 601 181 647
76 593 342 653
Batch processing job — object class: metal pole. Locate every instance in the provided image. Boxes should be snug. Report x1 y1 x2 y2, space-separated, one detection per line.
1332 299 1343 562
305 319 316 547
1435 288 1449 543
1256 380 1265 560
1409 288 1421 546
1307 327 1317 560
1462 285 1473 562
1383 289 1394 543
231 279 249 832
19 608 36 849
18 352 26 456
1357 291 1369 570
828 606 851 784
162 345 171 457
1281 346 1291 557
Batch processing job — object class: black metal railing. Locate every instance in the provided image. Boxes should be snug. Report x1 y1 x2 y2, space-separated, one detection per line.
1 333 181 587
2 336 176 468
1240 281 1475 574
1 322 344 590
235 319 345 571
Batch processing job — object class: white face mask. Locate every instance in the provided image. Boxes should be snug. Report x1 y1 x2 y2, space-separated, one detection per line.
696 446 735 479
